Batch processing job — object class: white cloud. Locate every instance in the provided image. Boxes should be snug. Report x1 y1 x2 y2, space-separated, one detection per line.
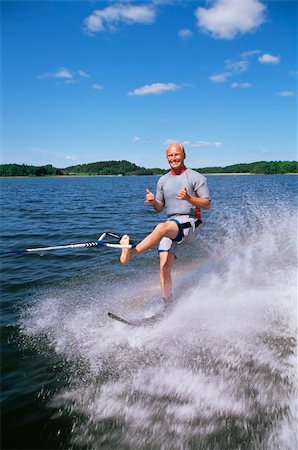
225 59 249 73
258 53 281 64
78 70 90 78
91 84 103 91
195 0 266 40
84 4 156 34
38 68 90 84
210 57 249 82
178 28 192 39
210 73 230 82
210 49 281 86
240 49 261 59
162 139 223 149
55 68 73 79
128 83 181 96
132 136 141 143
278 91 295 97
187 140 224 148
38 67 73 80
65 155 78 161
231 82 252 88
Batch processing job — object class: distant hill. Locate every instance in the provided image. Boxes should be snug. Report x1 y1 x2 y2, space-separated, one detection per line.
63 160 164 176
0 160 297 177
0 163 63 177
197 161 298 174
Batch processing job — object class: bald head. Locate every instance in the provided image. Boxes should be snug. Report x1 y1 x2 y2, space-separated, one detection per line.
166 143 186 172
166 143 185 157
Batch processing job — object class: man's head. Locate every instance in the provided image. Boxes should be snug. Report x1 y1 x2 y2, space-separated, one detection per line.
166 143 186 173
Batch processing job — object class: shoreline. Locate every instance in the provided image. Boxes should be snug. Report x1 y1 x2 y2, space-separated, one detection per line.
205 172 297 176
1 172 297 179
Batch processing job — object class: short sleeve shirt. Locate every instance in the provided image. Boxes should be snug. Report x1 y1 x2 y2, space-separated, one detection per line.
155 168 210 218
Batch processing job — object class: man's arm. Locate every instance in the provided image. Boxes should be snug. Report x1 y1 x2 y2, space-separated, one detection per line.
177 187 211 209
145 188 164 212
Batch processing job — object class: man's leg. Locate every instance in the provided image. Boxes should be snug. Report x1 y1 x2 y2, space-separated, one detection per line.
159 251 175 301
120 221 179 264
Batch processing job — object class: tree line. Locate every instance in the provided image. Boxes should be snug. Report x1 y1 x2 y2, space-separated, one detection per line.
0 164 63 177
63 160 163 176
198 161 297 175
0 160 297 177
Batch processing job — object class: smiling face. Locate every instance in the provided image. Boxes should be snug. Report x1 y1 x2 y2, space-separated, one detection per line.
166 144 186 172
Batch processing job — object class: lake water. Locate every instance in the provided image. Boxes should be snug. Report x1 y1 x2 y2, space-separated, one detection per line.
1 175 297 450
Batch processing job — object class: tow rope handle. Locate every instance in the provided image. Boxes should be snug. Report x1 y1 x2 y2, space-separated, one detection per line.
0 232 135 255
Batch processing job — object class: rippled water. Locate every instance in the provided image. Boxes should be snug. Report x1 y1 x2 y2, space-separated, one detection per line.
1 175 297 449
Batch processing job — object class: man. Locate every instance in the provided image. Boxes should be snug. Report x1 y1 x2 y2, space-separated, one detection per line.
120 143 211 305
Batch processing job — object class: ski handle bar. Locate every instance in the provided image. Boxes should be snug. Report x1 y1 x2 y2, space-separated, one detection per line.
0 232 135 255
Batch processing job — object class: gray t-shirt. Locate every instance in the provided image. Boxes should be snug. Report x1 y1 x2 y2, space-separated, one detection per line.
155 168 210 218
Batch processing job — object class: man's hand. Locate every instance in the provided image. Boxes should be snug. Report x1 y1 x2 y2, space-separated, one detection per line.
177 187 190 201
145 188 155 204
177 187 211 209
145 188 164 212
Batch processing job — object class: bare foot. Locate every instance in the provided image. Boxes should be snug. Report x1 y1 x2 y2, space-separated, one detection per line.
120 234 131 264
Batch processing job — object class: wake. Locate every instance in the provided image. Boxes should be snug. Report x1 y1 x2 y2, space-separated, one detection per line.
20 204 297 450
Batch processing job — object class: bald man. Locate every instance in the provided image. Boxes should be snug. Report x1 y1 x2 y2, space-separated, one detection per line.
120 143 211 305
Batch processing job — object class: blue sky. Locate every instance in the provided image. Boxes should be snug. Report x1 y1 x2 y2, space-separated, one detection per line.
1 0 297 169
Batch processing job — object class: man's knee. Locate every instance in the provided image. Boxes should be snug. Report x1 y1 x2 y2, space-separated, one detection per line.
155 222 168 234
155 221 178 239
160 262 172 276
159 252 175 273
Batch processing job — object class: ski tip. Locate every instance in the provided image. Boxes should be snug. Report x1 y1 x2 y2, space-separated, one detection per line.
107 310 166 327
107 311 133 326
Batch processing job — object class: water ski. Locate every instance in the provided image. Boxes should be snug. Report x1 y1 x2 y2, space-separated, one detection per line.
108 310 166 327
